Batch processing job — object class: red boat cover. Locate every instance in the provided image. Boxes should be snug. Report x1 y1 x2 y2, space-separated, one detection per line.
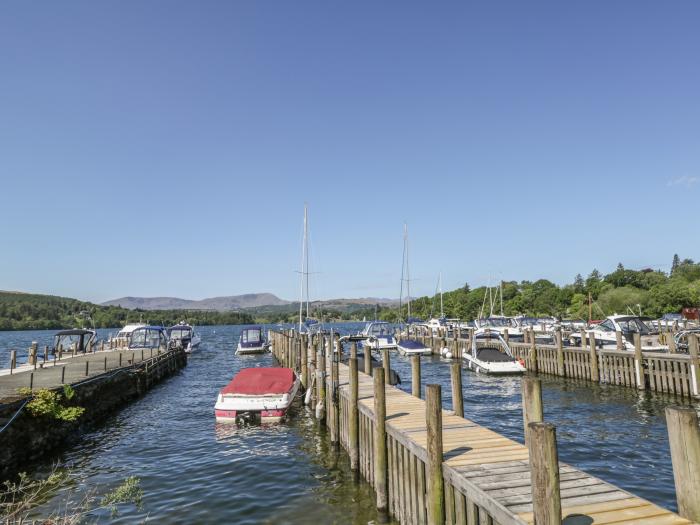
221 367 295 395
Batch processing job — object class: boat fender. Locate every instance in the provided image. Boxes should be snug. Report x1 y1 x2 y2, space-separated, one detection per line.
445 352 453 359
315 401 325 419
304 375 315 405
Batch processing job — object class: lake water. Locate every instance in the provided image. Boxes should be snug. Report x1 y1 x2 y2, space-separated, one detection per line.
2 324 698 522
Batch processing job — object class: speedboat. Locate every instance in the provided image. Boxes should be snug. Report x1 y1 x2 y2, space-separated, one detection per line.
425 317 449 335
359 321 397 350
236 326 270 355
52 329 96 355
396 338 432 356
110 323 147 347
474 316 524 341
215 367 300 423
129 326 168 353
167 322 201 353
463 329 526 374
569 315 667 352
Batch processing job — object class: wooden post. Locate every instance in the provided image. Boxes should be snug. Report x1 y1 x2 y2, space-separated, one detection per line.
349 357 359 471
426 384 444 525
30 342 38 366
504 327 509 344
665 406 700 521
373 368 388 513
316 337 326 421
381 348 391 385
412 355 421 398
615 330 624 351
119 353 123 367
555 329 565 376
634 332 645 390
450 362 463 417
351 341 357 360
589 333 599 382
43 345 48 364
10 350 16 374
529 329 538 373
364 344 371 375
85 360 89 376
668 332 677 353
104 356 107 371
689 335 700 398
29 372 34 390
528 422 562 525
61 366 66 384
330 341 339 446
301 337 308 388
522 376 543 446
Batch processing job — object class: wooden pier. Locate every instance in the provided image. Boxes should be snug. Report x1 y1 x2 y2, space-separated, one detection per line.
270 330 700 525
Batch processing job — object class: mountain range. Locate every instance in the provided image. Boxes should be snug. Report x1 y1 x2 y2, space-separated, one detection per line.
101 294 401 311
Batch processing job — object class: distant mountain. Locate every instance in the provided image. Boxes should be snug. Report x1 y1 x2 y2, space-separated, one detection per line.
102 293 290 311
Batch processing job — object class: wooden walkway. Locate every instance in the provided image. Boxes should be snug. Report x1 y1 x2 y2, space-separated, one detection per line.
337 361 693 525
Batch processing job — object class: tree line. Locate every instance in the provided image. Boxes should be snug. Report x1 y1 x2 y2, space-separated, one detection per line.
0 291 254 331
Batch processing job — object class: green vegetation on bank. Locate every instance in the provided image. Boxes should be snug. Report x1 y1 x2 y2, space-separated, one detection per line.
378 255 700 322
0 291 254 331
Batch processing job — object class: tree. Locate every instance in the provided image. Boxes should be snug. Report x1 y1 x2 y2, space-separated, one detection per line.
573 274 585 293
671 254 680 275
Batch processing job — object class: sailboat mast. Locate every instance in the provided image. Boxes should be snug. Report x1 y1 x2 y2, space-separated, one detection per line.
405 223 412 319
500 280 504 317
304 206 310 321
439 272 444 318
299 205 307 331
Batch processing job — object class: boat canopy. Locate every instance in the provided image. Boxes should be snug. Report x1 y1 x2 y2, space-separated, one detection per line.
241 327 263 344
129 326 167 349
222 368 294 396
398 339 428 350
55 329 94 336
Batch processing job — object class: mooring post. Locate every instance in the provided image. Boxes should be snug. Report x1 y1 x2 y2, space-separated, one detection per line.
10 350 16 374
589 333 599 382
85 360 89 376
61 366 66 384
555 329 565 376
668 332 677 353
412 355 421 398
330 340 340 446
616 329 624 351
30 342 38 366
504 327 509 344
351 341 357 360
665 406 700 521
450 362 464 418
364 343 371 375
349 357 359 471
426 384 444 525
119 353 122 367
43 345 48 364
373 368 388 514
529 329 538 373
381 348 391 385
633 332 645 390
316 336 326 421
689 335 700 398
528 422 562 525
301 337 308 388
522 376 543 447
104 356 107 371
29 372 34 390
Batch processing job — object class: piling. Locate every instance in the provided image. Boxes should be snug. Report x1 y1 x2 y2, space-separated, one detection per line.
555 329 565 376
528 422 562 525
330 342 340 446
381 348 391 385
301 337 308 388
85 361 89 376
616 330 624 351
61 366 66 384
589 333 599 382
522 376 543 447
450 362 463 417
665 406 700 521
373 368 388 513
529 330 538 373
364 343 371 375
29 372 34 390
689 335 700 397
43 345 48 364
349 357 359 471
30 342 38 366
351 342 357 360
411 355 421 398
426 384 444 525
633 333 645 390
10 350 16 374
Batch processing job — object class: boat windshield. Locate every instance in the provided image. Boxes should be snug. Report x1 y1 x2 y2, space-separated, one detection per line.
662 313 682 321
481 318 510 327
170 328 192 340
518 318 539 326
616 317 651 335
242 329 262 343
368 323 391 336
54 333 91 352
130 328 165 349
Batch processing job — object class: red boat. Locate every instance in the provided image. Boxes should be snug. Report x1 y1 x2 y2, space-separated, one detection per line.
215 367 300 423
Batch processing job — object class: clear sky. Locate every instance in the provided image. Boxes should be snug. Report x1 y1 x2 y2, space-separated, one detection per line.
1 2 699 303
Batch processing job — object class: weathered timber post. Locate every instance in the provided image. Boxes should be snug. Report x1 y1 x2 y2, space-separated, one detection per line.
528 422 562 525
85 360 89 376
349 357 359 471
43 345 48 364
616 329 624 351
529 329 538 373
665 406 700 521
589 333 599 382
364 343 371 375
58 344 63 360
555 329 565 376
10 350 16 374
689 335 700 398
504 327 509 344
522 376 543 447
373 368 388 513
61 366 66 384
104 356 107 371
412 355 421 398
450 362 464 417
29 372 34 390
668 332 677 353
426 384 444 525
381 348 391 385
301 337 308 389
119 353 122 367
634 332 646 390
351 341 357 360
330 337 340 446
316 336 326 421
30 342 38 366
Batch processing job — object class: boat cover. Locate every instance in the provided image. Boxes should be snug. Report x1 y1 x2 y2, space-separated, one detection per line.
222 368 295 395
476 348 514 363
398 339 428 350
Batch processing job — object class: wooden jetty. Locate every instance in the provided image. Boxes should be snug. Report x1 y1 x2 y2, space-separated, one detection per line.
270 330 700 525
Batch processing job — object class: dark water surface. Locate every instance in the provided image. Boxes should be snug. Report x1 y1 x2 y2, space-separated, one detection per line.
2 324 698 522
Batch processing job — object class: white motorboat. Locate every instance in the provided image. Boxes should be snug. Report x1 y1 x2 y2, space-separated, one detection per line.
474 316 523 341
360 321 397 350
397 338 431 356
463 329 526 374
167 322 201 353
570 315 667 352
236 326 270 355
110 323 147 347
215 367 300 423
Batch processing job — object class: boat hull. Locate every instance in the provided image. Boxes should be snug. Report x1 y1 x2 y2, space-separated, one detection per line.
215 370 300 423
463 355 526 375
236 343 270 355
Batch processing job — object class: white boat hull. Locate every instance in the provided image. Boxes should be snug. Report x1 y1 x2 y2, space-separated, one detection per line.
215 377 300 422
236 343 270 355
397 345 432 356
364 337 397 351
463 354 526 375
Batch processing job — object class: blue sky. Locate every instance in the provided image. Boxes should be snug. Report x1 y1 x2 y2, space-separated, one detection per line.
1 2 699 303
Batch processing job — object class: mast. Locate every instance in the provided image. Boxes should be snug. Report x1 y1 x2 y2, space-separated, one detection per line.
299 204 309 332
405 223 412 320
439 272 444 318
500 280 504 317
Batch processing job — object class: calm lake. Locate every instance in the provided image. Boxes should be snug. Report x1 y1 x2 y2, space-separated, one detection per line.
1 323 698 523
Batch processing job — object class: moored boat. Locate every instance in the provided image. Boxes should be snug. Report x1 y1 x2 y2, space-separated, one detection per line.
396 338 431 356
236 326 270 355
463 329 526 374
167 322 201 353
215 367 300 423
359 321 397 350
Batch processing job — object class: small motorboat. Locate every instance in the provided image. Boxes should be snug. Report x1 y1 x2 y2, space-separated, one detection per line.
167 322 201 353
215 367 300 423
396 338 431 356
463 329 526 374
52 329 97 355
129 326 169 353
236 326 270 355
359 321 397 350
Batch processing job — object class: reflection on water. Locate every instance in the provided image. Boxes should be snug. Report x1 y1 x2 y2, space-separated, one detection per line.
2 323 697 520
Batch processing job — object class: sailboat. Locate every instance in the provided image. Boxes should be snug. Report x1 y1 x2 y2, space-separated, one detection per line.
426 272 448 334
298 204 319 334
397 224 431 356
